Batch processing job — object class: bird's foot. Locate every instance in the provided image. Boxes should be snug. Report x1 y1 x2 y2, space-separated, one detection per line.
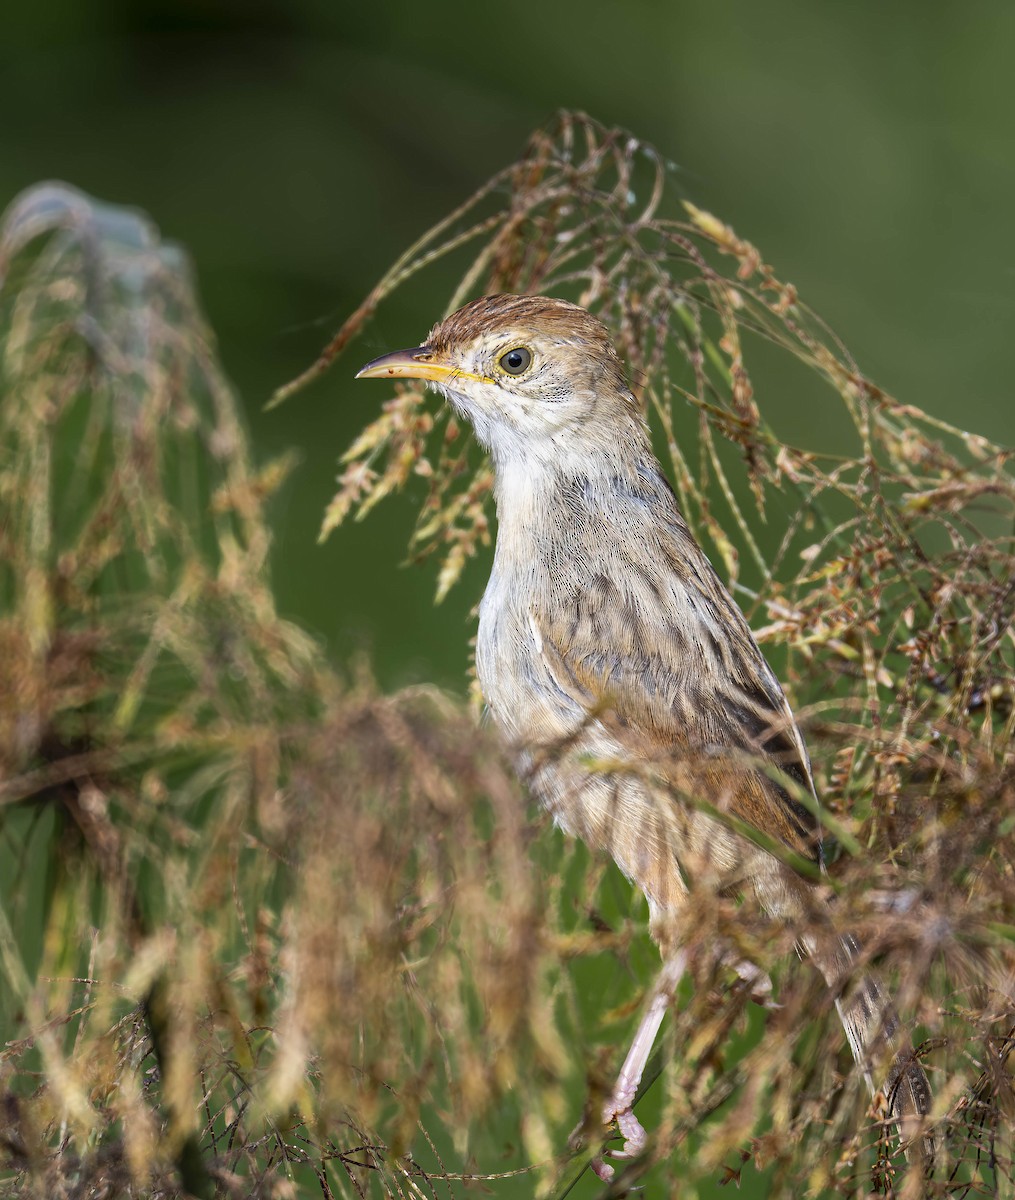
584 959 683 1182
611 1105 649 1158
590 1098 649 1181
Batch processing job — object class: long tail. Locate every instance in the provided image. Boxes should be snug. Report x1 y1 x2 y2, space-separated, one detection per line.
809 932 932 1139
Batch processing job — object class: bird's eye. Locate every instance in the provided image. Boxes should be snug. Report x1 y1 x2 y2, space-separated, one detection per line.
498 346 532 376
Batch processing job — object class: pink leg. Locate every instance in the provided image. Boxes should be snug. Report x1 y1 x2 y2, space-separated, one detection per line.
592 950 688 1182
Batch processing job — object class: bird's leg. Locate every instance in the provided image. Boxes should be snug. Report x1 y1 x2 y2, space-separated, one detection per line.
592 949 688 1181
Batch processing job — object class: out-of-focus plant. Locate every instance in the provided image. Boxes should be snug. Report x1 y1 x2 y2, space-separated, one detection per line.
0 184 554 1199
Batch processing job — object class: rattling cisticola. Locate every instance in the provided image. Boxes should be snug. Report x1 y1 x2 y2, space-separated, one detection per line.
357 293 931 1179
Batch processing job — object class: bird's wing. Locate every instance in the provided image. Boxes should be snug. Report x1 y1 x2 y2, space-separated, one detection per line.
529 515 820 865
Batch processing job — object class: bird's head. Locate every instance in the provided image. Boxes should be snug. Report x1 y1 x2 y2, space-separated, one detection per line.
356 294 642 465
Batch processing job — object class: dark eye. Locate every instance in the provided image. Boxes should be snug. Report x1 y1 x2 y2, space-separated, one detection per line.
499 346 532 375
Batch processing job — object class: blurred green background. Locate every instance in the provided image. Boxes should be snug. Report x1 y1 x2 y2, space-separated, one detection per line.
3 0 1011 694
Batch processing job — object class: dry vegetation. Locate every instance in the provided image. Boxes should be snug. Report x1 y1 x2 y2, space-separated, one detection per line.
1 113 1014 1199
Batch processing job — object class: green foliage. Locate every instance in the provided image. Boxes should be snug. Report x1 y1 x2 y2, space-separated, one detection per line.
2 114 1014 1199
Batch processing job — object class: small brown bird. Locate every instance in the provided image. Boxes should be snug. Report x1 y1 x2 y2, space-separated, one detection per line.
357 294 930 1177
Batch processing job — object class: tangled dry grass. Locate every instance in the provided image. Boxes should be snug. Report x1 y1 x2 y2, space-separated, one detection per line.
1 112 1014 1199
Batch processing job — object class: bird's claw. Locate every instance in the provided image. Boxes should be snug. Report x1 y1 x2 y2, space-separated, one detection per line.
613 1106 648 1156
591 1155 615 1183
590 1104 649 1181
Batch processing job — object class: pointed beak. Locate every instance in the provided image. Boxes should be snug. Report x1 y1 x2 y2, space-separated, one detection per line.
356 347 493 387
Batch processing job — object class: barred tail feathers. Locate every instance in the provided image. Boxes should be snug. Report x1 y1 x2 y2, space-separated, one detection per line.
810 931 932 1134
